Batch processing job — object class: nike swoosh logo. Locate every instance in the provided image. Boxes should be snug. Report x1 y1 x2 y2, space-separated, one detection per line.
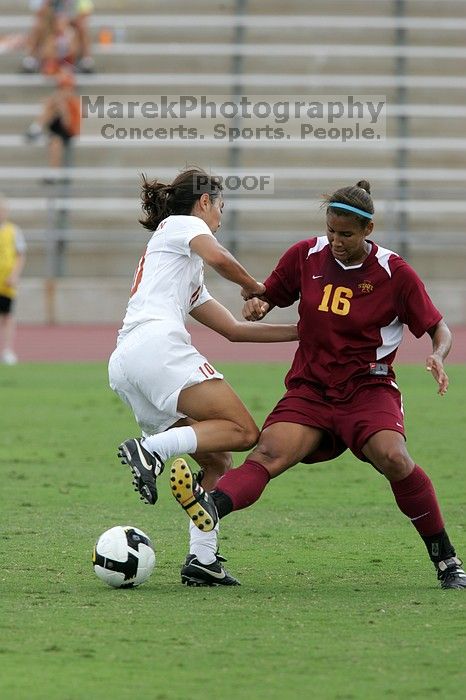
190 563 226 580
410 511 430 522
135 441 153 471
312 275 323 279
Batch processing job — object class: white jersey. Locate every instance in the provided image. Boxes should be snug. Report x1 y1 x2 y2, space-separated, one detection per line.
110 214 223 434
118 215 214 342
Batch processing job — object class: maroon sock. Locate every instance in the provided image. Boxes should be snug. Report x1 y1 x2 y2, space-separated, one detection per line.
390 465 444 536
214 459 270 512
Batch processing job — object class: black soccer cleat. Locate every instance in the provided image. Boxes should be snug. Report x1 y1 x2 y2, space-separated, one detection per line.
170 458 218 532
181 554 240 587
117 438 164 505
436 557 466 589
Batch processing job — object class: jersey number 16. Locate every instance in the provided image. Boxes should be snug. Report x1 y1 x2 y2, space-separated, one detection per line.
318 284 353 316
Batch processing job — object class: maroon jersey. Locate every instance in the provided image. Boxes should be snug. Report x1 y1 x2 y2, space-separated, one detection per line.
264 236 442 400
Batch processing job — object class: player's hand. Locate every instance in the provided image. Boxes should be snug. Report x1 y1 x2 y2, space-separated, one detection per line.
241 282 266 300
242 297 270 321
426 353 449 395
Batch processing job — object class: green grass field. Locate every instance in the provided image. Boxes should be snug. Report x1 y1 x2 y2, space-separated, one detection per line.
1 362 465 700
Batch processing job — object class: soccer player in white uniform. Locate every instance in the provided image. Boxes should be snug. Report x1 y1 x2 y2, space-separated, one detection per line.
109 167 297 586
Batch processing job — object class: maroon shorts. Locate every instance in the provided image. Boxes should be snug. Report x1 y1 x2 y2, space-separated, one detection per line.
262 381 405 463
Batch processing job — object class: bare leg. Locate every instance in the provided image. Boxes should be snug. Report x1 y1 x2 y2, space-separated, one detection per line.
73 14 92 59
1 314 17 363
176 378 259 453
0 315 5 350
142 378 260 461
362 430 414 481
48 135 64 168
2 313 16 353
23 4 50 69
156 415 234 488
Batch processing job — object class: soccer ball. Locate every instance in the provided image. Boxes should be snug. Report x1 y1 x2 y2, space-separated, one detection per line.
92 525 155 588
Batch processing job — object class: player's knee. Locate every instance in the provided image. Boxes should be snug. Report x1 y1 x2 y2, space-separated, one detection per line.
253 439 283 465
238 423 260 450
377 446 413 479
201 451 233 475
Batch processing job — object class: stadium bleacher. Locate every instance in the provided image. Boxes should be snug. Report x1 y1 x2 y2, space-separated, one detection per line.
1 0 465 323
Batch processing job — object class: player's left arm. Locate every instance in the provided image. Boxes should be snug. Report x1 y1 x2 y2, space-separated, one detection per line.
426 319 452 396
393 260 450 396
190 298 298 342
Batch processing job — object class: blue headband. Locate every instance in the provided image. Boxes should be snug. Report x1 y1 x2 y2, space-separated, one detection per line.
329 202 373 219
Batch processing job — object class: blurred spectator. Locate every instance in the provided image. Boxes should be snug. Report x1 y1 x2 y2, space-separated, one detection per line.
0 196 27 365
22 0 95 74
41 8 78 76
26 71 81 171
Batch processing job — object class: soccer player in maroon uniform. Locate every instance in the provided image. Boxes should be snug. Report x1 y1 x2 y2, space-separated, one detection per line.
171 179 465 590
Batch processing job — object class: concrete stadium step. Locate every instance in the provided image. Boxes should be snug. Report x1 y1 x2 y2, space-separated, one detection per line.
17 233 466 288
16 274 466 326
21 11 440 38
2 166 465 190
23 252 466 285
21 223 466 248
5 11 466 29
1 115 465 141
2 0 228 13
6 196 466 226
5 50 466 78
4 0 466 15
1 77 465 111
0 151 455 174
1 145 464 172
15 216 466 243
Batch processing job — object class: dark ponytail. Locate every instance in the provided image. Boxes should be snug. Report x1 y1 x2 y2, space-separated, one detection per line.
322 180 374 228
139 167 223 232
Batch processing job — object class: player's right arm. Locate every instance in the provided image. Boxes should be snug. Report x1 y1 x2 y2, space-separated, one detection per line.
241 241 305 320
190 298 297 342
189 234 265 299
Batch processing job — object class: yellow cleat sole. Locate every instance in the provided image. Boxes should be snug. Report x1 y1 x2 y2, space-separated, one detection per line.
170 458 216 532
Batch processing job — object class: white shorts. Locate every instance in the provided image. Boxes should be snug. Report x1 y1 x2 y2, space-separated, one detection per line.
108 320 223 435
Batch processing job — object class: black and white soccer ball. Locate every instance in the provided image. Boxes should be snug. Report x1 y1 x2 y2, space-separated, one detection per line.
92 525 155 588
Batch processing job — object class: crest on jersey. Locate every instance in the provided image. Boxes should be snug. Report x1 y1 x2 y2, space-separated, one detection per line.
358 280 374 294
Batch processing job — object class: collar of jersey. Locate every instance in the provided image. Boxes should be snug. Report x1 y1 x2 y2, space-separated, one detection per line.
331 241 373 270
334 258 364 270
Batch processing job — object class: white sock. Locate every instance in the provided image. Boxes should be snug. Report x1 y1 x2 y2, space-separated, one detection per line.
189 520 218 565
142 426 197 462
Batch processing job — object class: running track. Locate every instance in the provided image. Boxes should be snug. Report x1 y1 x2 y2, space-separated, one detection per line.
14 324 466 363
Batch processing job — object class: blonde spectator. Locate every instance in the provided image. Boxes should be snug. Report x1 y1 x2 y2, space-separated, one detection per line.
0 196 27 365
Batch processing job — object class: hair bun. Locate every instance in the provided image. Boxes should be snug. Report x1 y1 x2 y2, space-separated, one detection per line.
356 179 371 194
